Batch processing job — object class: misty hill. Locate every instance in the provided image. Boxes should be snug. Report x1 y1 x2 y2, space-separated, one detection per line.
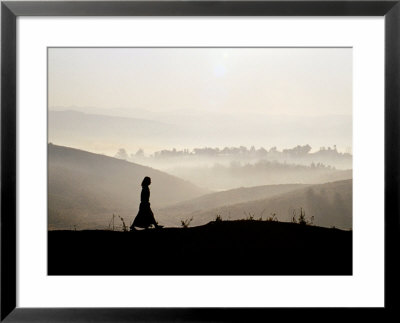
157 180 352 230
165 161 352 190
48 144 209 230
48 220 352 275
48 110 185 154
156 183 309 222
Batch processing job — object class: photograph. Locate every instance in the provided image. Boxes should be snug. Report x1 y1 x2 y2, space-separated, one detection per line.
47 47 353 275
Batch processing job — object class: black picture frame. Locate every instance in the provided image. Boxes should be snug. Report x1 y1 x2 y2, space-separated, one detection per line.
1 1 399 321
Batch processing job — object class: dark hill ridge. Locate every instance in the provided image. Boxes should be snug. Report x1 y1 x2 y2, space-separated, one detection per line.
48 220 352 275
48 144 209 230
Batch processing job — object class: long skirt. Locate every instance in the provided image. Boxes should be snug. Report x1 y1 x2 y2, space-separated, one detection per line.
131 202 157 229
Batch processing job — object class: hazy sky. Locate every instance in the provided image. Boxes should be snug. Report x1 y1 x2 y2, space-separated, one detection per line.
48 47 352 153
49 47 351 115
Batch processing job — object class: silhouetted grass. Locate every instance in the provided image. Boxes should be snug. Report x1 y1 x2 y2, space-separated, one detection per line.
180 217 193 228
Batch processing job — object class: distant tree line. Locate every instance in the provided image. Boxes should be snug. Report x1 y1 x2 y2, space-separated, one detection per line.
151 144 351 159
114 144 352 170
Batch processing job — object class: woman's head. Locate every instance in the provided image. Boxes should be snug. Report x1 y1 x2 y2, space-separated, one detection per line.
141 176 151 187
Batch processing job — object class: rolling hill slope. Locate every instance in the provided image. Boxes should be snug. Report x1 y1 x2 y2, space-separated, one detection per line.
48 144 209 230
156 180 352 230
155 183 309 222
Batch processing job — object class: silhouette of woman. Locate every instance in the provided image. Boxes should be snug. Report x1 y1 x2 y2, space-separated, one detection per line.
130 176 162 230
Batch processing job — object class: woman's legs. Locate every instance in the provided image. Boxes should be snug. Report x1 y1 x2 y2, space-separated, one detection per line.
149 209 162 228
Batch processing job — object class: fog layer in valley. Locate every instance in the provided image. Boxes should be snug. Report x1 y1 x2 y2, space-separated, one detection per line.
49 110 352 189
48 144 352 231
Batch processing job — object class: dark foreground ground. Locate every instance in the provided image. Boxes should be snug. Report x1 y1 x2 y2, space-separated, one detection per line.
48 220 352 275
